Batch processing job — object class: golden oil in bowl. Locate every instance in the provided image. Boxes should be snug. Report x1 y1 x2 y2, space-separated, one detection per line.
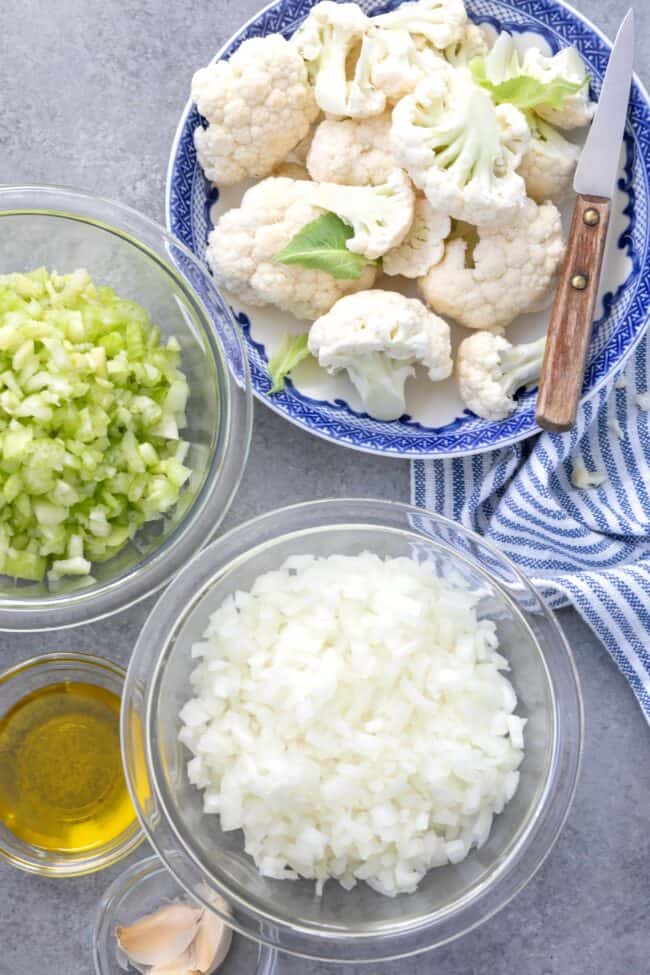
0 679 137 854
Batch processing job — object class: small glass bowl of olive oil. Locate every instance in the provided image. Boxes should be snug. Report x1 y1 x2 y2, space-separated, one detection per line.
0 652 143 876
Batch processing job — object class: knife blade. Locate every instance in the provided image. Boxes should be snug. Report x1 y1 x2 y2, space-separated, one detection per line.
536 9 635 432
574 8 635 199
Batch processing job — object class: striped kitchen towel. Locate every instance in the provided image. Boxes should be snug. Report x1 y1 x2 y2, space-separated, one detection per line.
412 332 650 723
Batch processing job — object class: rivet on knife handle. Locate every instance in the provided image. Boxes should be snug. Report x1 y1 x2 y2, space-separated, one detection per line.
535 194 611 433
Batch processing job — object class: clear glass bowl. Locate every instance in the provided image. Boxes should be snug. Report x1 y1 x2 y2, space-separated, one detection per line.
121 499 583 963
94 854 278 975
0 652 144 876
0 185 252 630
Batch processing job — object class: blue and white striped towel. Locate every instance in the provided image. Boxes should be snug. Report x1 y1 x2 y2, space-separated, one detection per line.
412 332 650 723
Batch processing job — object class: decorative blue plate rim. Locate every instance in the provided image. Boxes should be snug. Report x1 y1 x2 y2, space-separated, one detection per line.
166 0 650 459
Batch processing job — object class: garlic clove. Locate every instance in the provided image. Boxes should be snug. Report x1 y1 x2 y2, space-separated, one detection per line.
149 943 197 975
194 908 233 974
116 903 202 968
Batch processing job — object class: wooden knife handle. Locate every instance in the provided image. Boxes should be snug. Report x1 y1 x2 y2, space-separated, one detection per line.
535 194 611 432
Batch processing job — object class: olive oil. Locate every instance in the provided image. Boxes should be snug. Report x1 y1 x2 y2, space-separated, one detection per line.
0 681 136 853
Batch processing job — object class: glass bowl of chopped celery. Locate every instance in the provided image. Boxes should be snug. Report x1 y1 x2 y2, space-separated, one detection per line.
122 499 583 963
0 186 252 630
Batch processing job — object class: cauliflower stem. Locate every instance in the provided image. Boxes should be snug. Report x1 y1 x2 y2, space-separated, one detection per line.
292 2 385 117
346 353 416 420
498 336 546 394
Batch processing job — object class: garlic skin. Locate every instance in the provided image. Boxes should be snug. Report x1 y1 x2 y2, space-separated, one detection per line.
115 895 233 975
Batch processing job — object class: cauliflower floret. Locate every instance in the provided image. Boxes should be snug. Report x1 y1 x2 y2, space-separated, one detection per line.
206 178 377 321
418 199 565 330
365 9 485 105
570 458 607 489
372 0 467 52
457 331 546 420
473 33 595 131
192 34 318 186
444 22 489 67
518 115 580 204
365 27 443 104
383 198 450 278
309 290 452 420
522 46 595 130
391 64 530 227
306 113 396 185
305 170 415 259
362 0 468 104
292 2 385 118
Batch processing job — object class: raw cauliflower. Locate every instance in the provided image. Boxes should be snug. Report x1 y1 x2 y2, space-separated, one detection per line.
391 64 530 227
192 34 318 186
444 22 489 67
474 33 595 131
571 458 607 489
383 198 450 278
292 1 385 118
522 46 595 130
307 113 397 185
206 177 377 321
372 0 467 52
457 331 546 420
518 115 580 204
418 199 565 330
309 290 452 419
304 169 415 259
364 0 468 104
365 27 443 104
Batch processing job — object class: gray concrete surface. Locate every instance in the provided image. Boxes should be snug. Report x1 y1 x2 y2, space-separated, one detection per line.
0 0 649 972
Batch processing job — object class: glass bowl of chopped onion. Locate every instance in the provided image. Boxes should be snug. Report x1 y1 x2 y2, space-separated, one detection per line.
121 499 583 963
0 185 252 630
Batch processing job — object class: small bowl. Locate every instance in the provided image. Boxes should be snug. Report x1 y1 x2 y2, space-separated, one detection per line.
92 857 277 975
93 854 278 975
122 499 583 962
0 185 252 631
0 652 144 876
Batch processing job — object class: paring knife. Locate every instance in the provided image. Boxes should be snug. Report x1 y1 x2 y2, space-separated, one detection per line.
535 9 635 432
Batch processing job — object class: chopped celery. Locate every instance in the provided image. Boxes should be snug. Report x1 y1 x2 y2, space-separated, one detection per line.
0 268 191 582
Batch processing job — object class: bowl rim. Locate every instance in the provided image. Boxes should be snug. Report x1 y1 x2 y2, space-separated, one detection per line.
0 185 253 631
0 650 145 876
122 498 584 962
165 0 650 459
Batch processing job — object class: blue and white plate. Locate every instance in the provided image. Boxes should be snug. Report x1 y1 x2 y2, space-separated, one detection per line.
167 0 650 458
